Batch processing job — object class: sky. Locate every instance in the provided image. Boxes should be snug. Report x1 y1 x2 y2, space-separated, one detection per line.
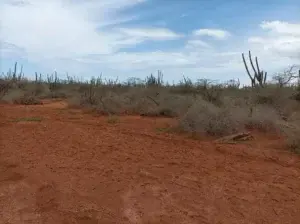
0 0 300 84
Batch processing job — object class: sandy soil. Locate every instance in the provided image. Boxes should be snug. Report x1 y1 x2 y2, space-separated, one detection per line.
1 100 300 224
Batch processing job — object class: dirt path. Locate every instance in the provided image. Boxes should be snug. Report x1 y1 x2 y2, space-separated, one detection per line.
1 100 300 224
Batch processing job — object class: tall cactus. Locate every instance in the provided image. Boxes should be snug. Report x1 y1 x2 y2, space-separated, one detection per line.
242 50 267 87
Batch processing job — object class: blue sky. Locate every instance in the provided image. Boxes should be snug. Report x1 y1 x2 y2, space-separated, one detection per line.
1 0 300 84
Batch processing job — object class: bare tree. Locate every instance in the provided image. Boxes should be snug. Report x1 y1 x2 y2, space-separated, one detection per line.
224 79 240 89
272 65 300 87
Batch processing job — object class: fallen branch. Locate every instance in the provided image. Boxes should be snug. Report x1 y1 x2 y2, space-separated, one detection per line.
214 132 253 144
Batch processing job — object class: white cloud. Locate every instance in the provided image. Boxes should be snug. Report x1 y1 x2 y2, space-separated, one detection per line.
1 1 115 58
76 51 197 70
248 21 300 60
118 28 183 40
248 37 265 44
185 39 211 48
0 0 181 60
260 21 300 35
192 29 231 40
0 0 299 84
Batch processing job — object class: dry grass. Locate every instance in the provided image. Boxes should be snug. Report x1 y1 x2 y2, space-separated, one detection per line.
1 64 300 153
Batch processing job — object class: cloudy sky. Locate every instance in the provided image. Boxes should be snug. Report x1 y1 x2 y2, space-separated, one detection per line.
0 0 300 84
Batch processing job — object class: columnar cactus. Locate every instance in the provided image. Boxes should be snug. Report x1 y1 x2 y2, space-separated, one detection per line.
242 50 267 87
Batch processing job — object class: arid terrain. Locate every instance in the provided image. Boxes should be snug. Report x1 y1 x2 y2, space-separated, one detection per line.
1 0 300 222
1 99 300 224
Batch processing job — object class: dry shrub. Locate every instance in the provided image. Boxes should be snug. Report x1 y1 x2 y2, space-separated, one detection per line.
178 99 243 136
13 94 43 105
69 88 146 115
139 94 195 117
71 86 196 117
0 79 11 99
27 83 51 96
1 88 25 103
178 98 284 137
245 105 281 132
1 82 50 104
279 119 300 154
98 92 126 114
252 87 298 119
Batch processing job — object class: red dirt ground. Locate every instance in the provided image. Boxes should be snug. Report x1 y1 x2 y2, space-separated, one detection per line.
1 100 300 224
